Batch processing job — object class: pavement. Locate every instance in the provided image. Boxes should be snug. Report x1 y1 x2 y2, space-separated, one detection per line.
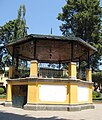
0 104 102 120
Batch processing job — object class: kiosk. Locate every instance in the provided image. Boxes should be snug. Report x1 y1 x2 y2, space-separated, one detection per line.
5 34 96 111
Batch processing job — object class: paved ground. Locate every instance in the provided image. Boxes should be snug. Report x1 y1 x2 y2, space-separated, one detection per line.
0 104 101 120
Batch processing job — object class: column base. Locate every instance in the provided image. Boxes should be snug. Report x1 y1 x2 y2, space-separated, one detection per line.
4 101 12 107
69 76 77 80
24 103 95 111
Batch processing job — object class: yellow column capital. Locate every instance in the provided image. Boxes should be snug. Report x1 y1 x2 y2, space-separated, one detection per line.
31 60 38 64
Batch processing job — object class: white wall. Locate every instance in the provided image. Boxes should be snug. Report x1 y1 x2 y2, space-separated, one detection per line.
78 86 89 102
39 85 67 102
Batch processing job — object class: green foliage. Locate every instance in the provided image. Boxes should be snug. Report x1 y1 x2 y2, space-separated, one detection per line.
58 0 102 41
57 0 102 70
0 87 5 94
0 94 6 99
93 91 101 99
90 42 102 71
93 97 102 100
16 4 27 39
92 72 102 83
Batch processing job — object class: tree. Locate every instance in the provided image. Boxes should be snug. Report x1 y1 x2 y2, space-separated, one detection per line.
92 71 102 92
57 0 102 70
16 4 27 39
0 4 27 72
93 71 102 84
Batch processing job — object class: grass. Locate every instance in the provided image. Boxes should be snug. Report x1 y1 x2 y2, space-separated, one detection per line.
93 97 102 103
93 97 102 100
0 94 6 99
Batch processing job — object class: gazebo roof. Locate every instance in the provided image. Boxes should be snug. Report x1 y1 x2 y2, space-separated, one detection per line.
6 34 97 63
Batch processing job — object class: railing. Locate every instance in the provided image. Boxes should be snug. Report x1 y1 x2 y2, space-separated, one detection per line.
38 67 68 78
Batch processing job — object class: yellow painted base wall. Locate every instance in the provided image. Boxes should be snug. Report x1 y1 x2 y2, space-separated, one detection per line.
7 80 93 105
69 84 78 104
69 84 93 104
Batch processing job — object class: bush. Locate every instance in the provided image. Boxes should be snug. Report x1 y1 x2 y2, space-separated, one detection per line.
0 94 6 99
0 86 6 94
0 87 5 94
93 91 101 99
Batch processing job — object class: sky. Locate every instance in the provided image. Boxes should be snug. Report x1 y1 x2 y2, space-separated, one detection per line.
0 0 102 35
0 0 102 70
0 0 66 35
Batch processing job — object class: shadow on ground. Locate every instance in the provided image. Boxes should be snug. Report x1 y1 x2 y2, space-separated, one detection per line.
0 111 85 120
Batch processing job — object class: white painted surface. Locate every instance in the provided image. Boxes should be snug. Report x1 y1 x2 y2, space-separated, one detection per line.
78 86 89 102
39 85 67 102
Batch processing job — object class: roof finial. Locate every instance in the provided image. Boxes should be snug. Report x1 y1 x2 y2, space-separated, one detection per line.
50 28 52 35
